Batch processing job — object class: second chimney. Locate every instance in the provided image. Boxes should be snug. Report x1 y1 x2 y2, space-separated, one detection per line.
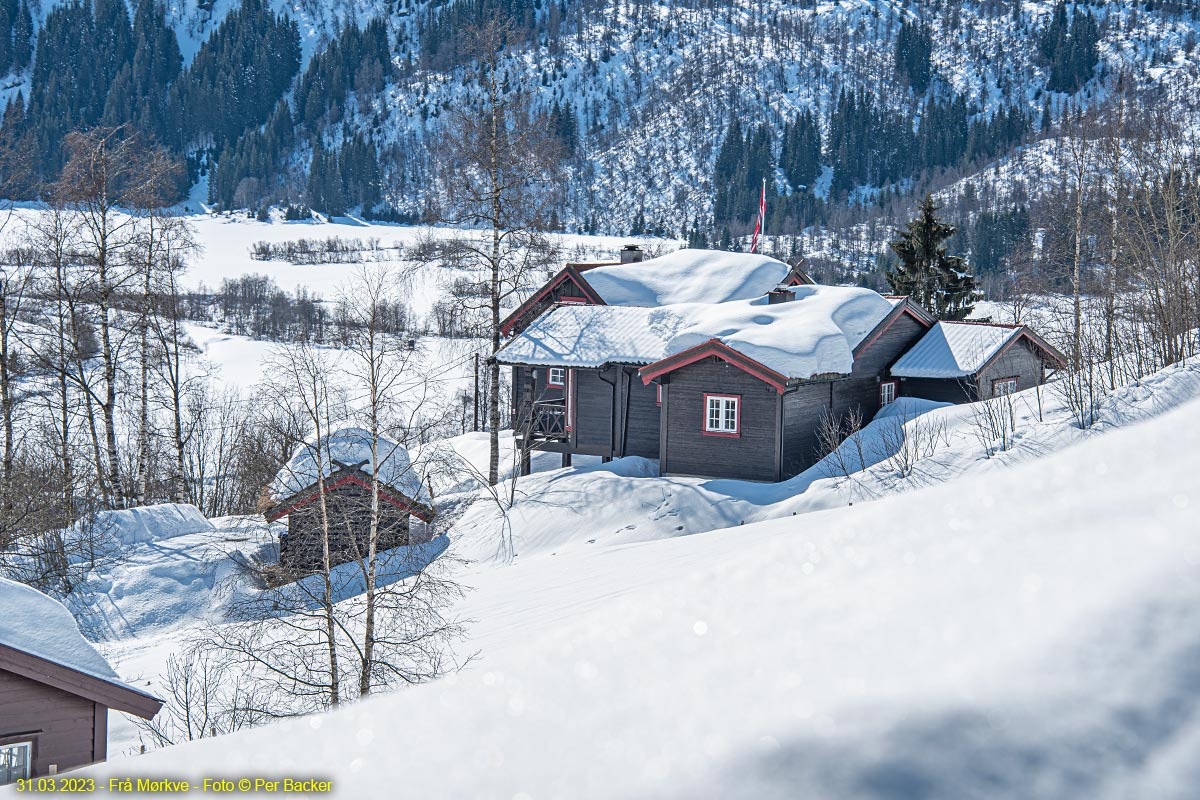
620 244 644 264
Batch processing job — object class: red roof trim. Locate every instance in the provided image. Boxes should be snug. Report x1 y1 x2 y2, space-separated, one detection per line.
854 301 935 358
500 266 606 336
265 472 434 523
639 340 788 393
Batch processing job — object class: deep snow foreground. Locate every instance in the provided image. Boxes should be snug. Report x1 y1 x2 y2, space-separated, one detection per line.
80 388 1200 797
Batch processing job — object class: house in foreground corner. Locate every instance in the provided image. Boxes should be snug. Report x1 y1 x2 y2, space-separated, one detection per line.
1 578 162 784
889 321 1068 402
263 428 435 573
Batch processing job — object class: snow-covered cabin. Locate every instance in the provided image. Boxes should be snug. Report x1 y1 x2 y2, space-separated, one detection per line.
263 429 435 573
0 579 161 784
498 285 937 481
890 322 1067 402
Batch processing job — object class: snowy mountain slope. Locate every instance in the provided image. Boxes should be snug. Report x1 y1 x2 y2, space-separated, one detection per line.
74 367 1200 798
13 0 1200 235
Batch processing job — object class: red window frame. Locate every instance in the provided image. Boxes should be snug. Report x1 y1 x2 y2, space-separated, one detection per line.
702 393 741 438
880 380 898 406
992 376 1019 397
547 367 565 387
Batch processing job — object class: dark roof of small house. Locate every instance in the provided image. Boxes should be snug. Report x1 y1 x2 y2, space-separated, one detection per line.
264 465 434 523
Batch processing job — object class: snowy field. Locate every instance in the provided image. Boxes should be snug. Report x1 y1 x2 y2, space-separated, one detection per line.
66 360 1200 799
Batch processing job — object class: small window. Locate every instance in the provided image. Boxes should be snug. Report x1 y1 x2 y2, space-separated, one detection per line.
880 380 897 406
704 394 740 436
547 367 565 387
656 384 662 406
1 742 32 785
992 377 1018 397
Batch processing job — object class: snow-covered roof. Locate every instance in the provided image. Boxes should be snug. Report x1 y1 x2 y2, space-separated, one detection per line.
270 428 431 505
661 286 894 379
581 249 794 307
500 285 895 381
496 305 689 367
890 322 1024 379
0 576 155 699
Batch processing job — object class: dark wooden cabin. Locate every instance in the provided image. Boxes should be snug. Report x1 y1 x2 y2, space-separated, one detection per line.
265 451 434 574
1 582 161 784
889 321 1067 402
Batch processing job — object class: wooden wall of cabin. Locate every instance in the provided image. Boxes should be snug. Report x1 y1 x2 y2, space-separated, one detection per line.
837 312 930 419
781 381 835 479
898 376 978 403
1 668 103 778
780 312 929 480
620 368 661 459
659 357 780 482
976 339 1046 398
282 482 411 572
573 368 614 455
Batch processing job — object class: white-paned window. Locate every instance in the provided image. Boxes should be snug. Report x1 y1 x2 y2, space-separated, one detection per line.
880 381 897 406
0 742 32 785
704 394 740 435
992 377 1018 397
547 367 565 387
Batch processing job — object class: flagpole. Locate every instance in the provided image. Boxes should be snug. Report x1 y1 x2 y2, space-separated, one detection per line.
760 176 766 255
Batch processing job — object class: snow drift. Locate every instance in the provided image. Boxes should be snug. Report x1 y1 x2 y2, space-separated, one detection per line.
79 369 1200 798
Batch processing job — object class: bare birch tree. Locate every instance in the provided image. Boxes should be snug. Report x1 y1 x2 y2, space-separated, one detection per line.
438 20 564 486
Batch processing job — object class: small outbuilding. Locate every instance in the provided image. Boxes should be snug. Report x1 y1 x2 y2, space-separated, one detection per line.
1 578 161 784
888 321 1067 402
263 428 434 573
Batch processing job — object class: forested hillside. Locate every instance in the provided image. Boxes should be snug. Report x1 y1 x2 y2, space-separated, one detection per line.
0 0 1198 251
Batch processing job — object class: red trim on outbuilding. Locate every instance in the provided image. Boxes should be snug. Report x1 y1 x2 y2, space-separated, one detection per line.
265 471 434 523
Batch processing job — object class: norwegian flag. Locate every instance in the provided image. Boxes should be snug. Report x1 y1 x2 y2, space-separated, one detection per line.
750 178 766 253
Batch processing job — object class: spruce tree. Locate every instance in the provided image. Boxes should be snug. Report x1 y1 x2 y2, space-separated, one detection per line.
887 195 977 320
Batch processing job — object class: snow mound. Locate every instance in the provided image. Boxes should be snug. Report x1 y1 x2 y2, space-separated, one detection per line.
270 427 430 504
0 577 121 682
93 503 215 549
664 286 894 378
583 249 792 307
891 321 1024 378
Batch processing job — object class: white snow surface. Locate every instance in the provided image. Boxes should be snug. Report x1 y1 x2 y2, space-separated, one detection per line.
78 372 1200 798
500 284 895 379
269 427 430 504
664 286 894 378
582 249 792 307
496 304 691 367
0 577 137 690
891 321 1024 378
91 504 215 550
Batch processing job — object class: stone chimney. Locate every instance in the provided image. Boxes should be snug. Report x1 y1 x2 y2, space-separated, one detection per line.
620 244 644 264
767 288 796 304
